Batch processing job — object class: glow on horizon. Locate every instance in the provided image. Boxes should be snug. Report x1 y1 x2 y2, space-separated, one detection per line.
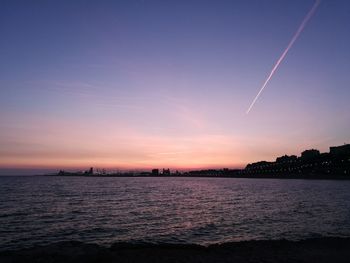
0 111 333 171
0 112 303 171
0 121 251 170
246 0 321 114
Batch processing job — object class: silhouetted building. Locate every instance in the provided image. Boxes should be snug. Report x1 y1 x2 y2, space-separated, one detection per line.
162 168 170 176
301 149 320 159
84 167 94 175
222 168 229 175
245 161 272 169
276 155 297 163
330 144 350 156
152 169 159 176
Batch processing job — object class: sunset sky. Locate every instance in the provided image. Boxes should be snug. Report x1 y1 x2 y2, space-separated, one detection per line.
1 0 350 174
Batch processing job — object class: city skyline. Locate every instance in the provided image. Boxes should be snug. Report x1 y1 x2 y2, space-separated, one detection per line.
53 142 350 178
1 0 350 174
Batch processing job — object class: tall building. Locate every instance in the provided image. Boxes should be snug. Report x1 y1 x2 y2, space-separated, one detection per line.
162 168 170 176
330 144 350 156
276 155 297 163
301 149 320 159
152 169 159 176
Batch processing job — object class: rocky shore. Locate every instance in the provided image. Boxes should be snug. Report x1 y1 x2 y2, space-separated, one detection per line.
1 237 350 263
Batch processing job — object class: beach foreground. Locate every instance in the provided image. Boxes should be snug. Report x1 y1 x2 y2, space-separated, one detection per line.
1 237 350 263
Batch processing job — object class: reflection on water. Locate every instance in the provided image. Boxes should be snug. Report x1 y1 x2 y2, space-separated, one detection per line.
1 176 350 250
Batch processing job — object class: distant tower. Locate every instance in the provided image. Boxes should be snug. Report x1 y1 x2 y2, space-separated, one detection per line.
89 167 94 175
162 168 170 176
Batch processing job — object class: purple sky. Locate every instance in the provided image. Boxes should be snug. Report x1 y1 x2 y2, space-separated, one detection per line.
0 0 350 174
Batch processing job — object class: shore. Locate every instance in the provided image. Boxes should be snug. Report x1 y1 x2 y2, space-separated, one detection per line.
1 237 350 263
44 174 350 180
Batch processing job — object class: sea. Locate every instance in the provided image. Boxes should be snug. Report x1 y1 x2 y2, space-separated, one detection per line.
1 176 350 251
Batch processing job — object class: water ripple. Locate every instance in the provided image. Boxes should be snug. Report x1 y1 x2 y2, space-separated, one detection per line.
1 176 350 250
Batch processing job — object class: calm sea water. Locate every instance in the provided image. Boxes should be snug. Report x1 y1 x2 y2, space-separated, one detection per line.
1 176 350 250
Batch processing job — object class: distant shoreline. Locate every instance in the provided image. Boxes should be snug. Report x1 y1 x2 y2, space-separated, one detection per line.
42 174 350 180
1 237 350 263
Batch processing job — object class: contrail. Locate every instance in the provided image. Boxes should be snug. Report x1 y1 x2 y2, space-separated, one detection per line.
246 0 320 114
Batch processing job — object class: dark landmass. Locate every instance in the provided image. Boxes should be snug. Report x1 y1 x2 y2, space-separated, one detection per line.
47 173 350 180
1 237 350 263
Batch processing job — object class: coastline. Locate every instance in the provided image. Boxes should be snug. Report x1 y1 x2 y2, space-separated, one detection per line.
1 237 350 263
42 174 350 180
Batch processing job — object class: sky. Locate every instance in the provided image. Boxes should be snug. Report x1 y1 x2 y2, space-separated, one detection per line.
1 0 350 174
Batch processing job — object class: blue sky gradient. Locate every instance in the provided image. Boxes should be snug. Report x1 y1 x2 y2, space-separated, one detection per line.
1 0 350 174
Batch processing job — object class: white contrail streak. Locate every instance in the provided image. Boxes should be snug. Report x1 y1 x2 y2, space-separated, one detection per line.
246 0 320 114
